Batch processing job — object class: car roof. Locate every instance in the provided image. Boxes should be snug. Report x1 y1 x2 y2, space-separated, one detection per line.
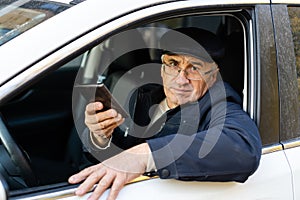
0 0 173 86
0 0 271 86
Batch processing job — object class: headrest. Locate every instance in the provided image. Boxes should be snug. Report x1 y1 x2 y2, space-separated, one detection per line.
159 27 225 63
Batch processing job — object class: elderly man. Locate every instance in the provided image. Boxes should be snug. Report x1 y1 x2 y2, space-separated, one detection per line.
68 27 262 200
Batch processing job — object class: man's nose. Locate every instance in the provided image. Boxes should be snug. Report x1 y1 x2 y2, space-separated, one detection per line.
175 70 189 84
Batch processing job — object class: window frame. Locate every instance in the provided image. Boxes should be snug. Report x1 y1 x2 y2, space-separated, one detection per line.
274 3 300 146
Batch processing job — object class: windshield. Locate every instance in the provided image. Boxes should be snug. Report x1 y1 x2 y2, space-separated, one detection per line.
0 0 71 46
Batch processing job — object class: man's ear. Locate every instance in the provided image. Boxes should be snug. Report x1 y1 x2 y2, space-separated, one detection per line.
161 54 165 78
207 66 219 88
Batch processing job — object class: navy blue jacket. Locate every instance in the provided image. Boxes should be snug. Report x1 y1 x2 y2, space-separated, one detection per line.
87 81 262 183
145 81 262 182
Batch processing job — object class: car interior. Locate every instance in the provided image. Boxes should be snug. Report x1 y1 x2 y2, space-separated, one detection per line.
0 13 246 194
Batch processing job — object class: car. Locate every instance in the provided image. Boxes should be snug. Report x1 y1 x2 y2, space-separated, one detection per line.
0 0 299 199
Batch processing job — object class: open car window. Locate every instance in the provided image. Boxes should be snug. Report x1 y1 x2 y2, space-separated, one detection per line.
74 14 246 124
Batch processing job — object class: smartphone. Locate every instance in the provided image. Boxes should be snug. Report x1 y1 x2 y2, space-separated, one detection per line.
75 83 129 118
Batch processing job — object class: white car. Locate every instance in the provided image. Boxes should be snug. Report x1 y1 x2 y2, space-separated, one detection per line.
0 0 299 199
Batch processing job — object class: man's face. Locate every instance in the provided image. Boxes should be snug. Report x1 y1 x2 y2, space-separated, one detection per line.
161 54 218 109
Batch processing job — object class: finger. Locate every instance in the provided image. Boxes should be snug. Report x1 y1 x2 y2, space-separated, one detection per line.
107 175 126 200
97 109 119 122
85 103 104 125
88 173 115 200
86 109 118 125
97 113 123 130
92 126 114 139
100 115 125 137
89 114 124 134
86 102 103 115
68 164 100 184
75 167 106 196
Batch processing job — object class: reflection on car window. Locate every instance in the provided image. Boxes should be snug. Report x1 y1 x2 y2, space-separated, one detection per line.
0 0 71 46
288 7 300 125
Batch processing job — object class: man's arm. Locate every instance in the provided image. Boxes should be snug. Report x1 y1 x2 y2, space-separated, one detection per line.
147 101 262 182
68 143 151 200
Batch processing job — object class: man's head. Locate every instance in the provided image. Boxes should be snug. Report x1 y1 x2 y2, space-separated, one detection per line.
159 27 224 108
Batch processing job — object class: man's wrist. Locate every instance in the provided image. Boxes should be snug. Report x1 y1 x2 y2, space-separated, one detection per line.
127 143 157 172
90 132 112 149
146 151 157 172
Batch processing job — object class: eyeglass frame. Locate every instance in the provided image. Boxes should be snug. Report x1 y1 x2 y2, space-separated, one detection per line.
161 60 218 81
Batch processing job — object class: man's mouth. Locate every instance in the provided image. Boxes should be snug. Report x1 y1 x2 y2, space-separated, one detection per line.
170 87 192 94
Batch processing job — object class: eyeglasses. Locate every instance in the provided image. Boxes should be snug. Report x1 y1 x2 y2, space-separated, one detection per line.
162 62 217 80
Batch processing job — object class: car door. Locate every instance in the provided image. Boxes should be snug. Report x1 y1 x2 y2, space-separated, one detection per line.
0 0 296 199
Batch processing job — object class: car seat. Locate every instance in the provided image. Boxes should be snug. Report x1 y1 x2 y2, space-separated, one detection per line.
218 30 244 98
66 29 154 170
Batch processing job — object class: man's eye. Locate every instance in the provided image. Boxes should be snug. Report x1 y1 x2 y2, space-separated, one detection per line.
166 62 178 68
169 62 177 67
191 66 200 71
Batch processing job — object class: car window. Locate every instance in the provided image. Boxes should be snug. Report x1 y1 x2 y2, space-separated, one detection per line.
0 0 71 46
74 14 246 107
288 6 300 137
72 11 263 153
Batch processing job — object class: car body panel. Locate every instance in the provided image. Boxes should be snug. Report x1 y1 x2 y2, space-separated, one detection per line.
272 0 300 3
0 174 7 200
14 151 292 200
285 145 300 200
118 151 293 200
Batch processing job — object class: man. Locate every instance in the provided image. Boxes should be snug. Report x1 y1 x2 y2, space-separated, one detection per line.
68 27 262 200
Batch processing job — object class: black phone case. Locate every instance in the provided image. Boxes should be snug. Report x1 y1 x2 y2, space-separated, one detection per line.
75 83 129 118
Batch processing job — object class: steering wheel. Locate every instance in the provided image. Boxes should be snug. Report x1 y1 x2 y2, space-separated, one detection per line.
0 115 38 187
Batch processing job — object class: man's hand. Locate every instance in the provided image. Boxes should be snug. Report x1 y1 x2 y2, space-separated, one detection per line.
85 102 124 145
68 143 151 200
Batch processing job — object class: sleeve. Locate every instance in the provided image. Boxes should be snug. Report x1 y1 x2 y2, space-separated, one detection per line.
146 152 157 172
80 127 114 152
146 101 262 183
90 131 113 150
